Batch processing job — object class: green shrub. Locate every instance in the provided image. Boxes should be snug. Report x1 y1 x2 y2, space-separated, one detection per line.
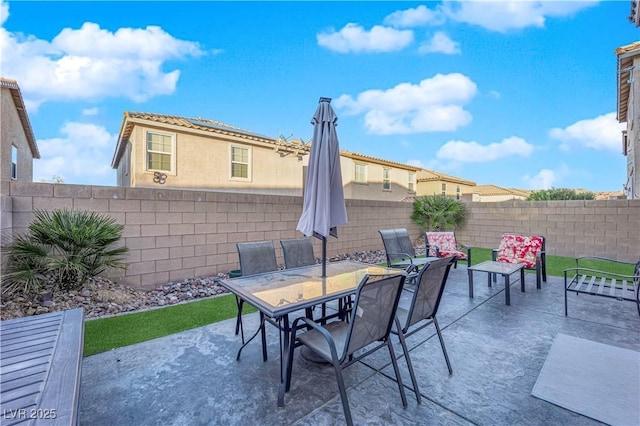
411 195 467 231
1 209 128 298
527 187 595 200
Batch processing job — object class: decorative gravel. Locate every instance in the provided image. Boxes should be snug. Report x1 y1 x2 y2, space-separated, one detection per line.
0 249 404 321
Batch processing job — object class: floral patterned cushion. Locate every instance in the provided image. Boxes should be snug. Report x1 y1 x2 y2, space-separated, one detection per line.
425 232 467 259
496 234 543 269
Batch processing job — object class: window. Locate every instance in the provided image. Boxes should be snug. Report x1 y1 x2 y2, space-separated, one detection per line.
146 132 174 172
231 146 250 179
441 183 447 196
456 185 461 200
383 168 390 190
355 163 367 183
408 172 415 192
11 145 17 180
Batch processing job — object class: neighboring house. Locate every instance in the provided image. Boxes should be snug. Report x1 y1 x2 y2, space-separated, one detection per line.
469 185 529 202
0 78 40 182
616 41 640 199
416 169 476 200
111 112 310 196
339 151 421 201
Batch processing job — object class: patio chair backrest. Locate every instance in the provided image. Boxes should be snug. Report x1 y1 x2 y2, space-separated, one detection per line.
379 229 416 264
496 234 544 269
425 231 457 257
280 238 316 269
403 256 455 331
236 241 278 276
343 274 406 360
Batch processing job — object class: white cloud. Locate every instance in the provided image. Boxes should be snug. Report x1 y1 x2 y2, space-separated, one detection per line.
418 31 460 55
523 169 558 190
0 0 8 26
317 23 413 53
334 73 477 135
549 112 624 153
436 136 533 162
443 0 597 33
487 90 501 99
82 107 99 116
383 4 446 28
34 122 116 185
0 4 205 107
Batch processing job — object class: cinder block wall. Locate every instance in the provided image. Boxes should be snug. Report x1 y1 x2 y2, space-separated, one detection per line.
455 199 640 262
3 182 420 289
2 181 638 290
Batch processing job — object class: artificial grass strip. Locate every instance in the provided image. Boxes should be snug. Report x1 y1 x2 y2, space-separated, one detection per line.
83 294 256 357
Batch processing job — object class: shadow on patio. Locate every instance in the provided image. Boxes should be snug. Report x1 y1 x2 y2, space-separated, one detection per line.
79 265 640 425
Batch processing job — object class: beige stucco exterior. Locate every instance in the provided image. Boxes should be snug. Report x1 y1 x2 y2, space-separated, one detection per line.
416 169 476 199
617 41 640 199
112 113 308 196
339 151 420 201
0 79 39 182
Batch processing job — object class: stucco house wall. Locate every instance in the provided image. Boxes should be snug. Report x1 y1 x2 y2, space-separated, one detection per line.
112 112 309 197
617 42 640 199
0 79 39 182
340 154 418 201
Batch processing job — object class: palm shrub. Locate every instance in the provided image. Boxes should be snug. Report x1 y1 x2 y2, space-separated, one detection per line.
411 195 467 231
1 209 128 298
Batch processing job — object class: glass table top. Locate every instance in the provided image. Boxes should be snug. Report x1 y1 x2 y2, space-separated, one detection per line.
219 261 403 317
468 260 524 275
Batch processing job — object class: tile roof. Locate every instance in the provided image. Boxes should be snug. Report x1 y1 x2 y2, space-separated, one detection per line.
0 78 40 158
339 150 421 171
615 41 640 123
471 184 529 197
112 111 310 168
417 169 476 186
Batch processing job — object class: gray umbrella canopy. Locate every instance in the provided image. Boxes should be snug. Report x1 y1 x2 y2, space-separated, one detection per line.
296 98 348 274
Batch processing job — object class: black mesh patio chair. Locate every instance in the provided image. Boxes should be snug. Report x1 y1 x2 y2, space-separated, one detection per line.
284 273 408 426
235 241 279 357
379 228 432 274
392 256 456 404
280 238 316 269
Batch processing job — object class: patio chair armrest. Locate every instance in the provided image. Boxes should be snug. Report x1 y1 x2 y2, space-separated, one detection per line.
492 248 498 261
291 316 341 359
575 256 636 268
425 243 440 257
388 252 415 263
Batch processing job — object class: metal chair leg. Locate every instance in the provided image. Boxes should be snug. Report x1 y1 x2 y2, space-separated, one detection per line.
433 317 452 375
395 318 421 403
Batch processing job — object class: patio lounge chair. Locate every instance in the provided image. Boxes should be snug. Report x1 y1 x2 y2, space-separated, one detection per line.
492 234 547 289
284 273 408 426
379 228 433 274
235 241 279 359
392 256 456 404
424 231 471 268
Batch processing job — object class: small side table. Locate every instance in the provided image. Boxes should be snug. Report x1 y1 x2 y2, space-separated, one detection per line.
468 260 525 305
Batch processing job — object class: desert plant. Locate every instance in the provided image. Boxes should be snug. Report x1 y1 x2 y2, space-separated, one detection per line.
527 187 595 200
1 209 128 297
411 195 467 231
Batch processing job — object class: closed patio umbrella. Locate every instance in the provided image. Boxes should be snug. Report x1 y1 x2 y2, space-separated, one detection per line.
296 97 348 277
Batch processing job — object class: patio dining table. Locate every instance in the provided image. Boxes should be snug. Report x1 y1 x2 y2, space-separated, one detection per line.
218 260 404 407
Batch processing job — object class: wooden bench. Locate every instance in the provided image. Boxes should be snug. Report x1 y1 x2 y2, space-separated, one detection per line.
564 257 640 316
1 308 84 425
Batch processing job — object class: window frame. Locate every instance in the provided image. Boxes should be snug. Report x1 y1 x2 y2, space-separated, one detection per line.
230 145 252 181
10 145 17 180
382 168 391 190
456 184 461 200
441 182 447 196
145 130 176 175
408 172 415 192
355 163 368 184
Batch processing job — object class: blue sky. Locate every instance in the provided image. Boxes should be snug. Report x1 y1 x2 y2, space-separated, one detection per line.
1 1 637 191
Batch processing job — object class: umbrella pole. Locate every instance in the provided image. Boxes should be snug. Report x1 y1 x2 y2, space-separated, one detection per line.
322 236 327 277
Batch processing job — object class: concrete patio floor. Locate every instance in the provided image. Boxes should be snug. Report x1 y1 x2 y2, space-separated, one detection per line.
79 264 640 425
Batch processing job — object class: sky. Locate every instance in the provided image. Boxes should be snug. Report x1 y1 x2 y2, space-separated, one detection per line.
1 0 637 191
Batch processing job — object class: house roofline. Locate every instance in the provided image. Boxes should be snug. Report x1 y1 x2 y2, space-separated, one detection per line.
0 78 40 159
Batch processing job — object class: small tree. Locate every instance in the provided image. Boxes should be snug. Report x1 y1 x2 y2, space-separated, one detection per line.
411 195 467 231
1 209 128 298
527 187 595 201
